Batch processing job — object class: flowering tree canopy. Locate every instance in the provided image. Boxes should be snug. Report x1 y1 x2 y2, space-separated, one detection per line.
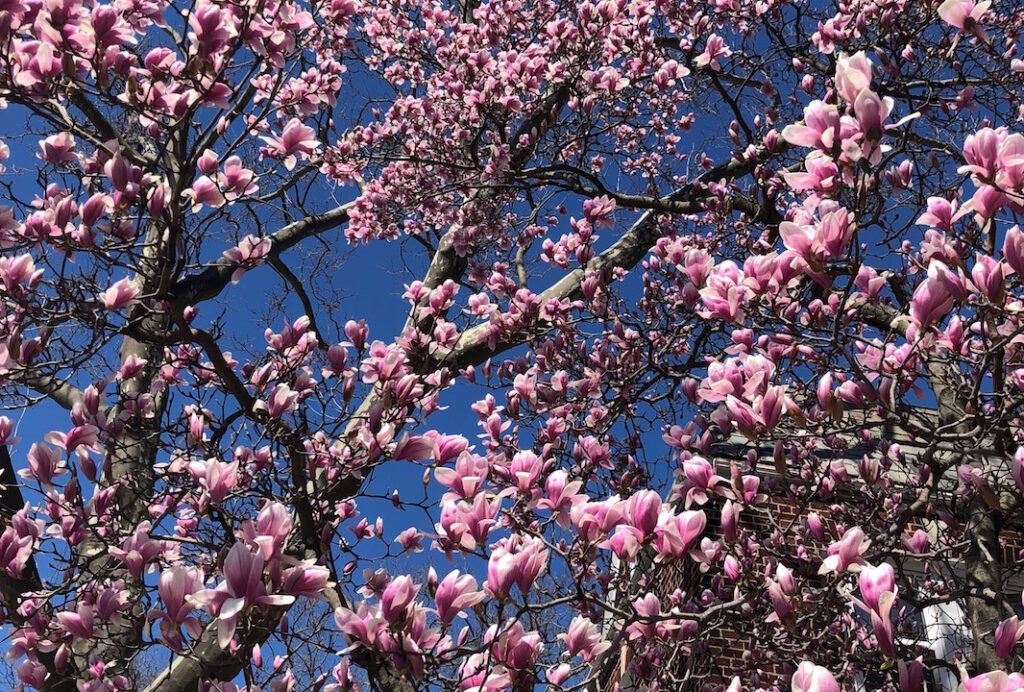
2 0 1024 689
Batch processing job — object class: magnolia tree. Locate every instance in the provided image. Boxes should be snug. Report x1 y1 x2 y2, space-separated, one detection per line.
3 0 1024 689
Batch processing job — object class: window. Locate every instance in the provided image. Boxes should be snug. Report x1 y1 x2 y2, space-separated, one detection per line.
850 592 969 692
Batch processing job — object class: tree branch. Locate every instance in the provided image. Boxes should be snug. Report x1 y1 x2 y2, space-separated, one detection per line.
172 203 355 309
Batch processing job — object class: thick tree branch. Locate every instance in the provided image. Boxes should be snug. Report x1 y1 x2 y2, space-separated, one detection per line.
172 203 355 308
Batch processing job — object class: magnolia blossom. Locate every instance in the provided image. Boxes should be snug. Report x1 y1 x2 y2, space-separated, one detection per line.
857 563 894 613
100 278 139 311
485 535 548 599
791 662 840 692
964 672 1024 692
819 526 870 574
938 0 991 38
109 522 163 578
434 570 486 623
560 616 610 663
995 616 1024 659
779 206 855 265
184 176 225 211
150 567 204 648
187 543 302 649
223 235 272 283
260 118 320 170
694 33 731 71
910 260 966 328
188 458 240 504
834 51 872 105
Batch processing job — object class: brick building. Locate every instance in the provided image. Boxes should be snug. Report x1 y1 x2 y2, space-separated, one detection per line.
597 413 1024 691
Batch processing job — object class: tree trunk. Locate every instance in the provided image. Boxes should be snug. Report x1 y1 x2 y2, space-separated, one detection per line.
964 494 1006 675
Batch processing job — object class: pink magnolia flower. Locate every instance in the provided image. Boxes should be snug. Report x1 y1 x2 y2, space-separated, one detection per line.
188 457 240 504
16 661 48 690
682 248 714 287
434 570 486 624
601 525 644 561
394 527 423 553
917 196 958 231
39 132 77 164
694 33 731 71
261 118 320 170
910 260 966 327
899 658 924 692
218 156 258 201
938 0 991 38
485 535 548 599
150 566 204 648
185 176 225 211
197 149 219 175
436 493 501 552
548 664 571 685
187 542 296 649
100 277 140 311
995 616 1024 659
435 452 490 500
766 575 795 625
627 489 662 538
148 179 170 216
961 127 1007 181
79 192 110 227
698 261 751 323
280 560 331 599
109 521 163 578
486 621 542 677
853 88 891 148
560 616 610 663
57 604 95 641
806 512 827 540
535 470 586 527
781 100 844 150
720 499 740 541
626 593 663 641
240 501 293 561
858 563 895 613
334 603 386 651
819 526 870 574
965 672 1024 692
724 555 741 581
0 527 33 578
904 528 930 555
0 255 42 293
1004 225 1024 275
392 434 436 461
259 383 300 418
791 662 840 692
780 206 855 263
507 450 543 493
970 253 1008 302
188 0 237 57
783 155 840 200
834 51 873 105
223 235 271 284
457 655 511 692
680 456 721 506
571 497 625 542
654 509 706 560
689 537 722 571
380 575 418 624
51 427 97 459
104 150 137 192
854 265 886 298
19 443 67 487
